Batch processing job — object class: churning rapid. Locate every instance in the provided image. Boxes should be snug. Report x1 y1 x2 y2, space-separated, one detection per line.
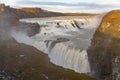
11 16 102 73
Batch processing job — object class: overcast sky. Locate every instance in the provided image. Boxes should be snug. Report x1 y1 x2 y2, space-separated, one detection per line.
0 0 120 13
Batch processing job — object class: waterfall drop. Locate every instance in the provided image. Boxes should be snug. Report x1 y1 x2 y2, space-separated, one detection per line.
11 16 102 74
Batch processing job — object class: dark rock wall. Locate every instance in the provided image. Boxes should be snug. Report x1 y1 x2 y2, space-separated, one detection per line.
87 10 120 80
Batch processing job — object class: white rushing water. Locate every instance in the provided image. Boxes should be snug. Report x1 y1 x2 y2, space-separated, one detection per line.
11 16 102 73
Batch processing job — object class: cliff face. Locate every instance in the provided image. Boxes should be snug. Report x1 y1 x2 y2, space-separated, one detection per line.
0 4 31 19
87 10 120 80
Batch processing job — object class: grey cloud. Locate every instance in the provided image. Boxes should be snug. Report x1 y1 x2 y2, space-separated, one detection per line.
16 1 120 9
16 1 76 6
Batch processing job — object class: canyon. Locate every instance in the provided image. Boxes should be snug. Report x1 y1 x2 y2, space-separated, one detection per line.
0 3 120 80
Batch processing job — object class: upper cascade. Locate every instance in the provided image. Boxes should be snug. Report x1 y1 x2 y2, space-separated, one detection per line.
20 16 101 32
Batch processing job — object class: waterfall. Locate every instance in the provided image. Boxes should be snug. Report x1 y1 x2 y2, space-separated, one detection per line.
12 16 102 74
49 43 90 73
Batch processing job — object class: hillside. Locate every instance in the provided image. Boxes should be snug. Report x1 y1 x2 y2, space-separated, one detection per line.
21 7 64 17
0 4 64 19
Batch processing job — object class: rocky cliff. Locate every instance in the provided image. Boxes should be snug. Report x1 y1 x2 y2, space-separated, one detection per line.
0 5 35 20
87 10 120 80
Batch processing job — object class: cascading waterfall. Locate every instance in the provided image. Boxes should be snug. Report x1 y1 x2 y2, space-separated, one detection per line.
49 43 90 73
11 16 102 74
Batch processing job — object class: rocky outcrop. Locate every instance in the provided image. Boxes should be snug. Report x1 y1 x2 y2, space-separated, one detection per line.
0 4 31 19
0 12 40 38
87 10 120 80
14 22 40 37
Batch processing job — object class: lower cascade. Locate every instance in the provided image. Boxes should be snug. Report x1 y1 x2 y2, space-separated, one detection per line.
49 43 90 73
11 16 102 74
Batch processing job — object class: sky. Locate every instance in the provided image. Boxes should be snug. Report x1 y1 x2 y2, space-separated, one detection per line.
0 0 120 13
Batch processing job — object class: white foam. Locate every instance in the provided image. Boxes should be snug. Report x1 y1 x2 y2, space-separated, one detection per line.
49 43 90 73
